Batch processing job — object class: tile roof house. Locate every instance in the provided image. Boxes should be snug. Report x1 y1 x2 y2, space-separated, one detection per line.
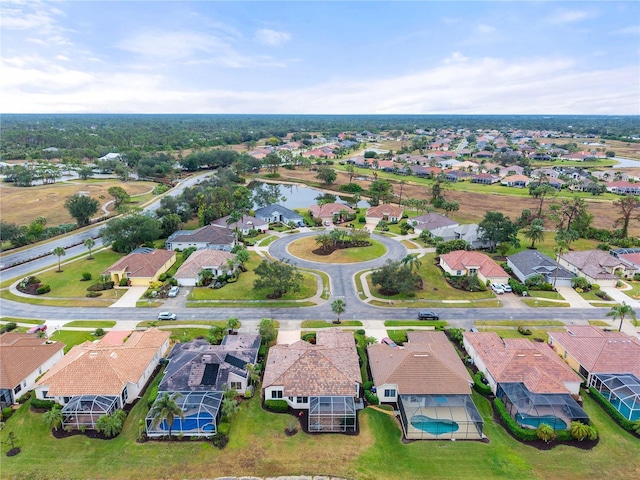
365 204 404 223
254 204 304 226
210 215 269 235
166 224 236 252
410 213 458 234
103 248 176 287
146 334 260 438
507 250 574 287
463 332 588 430
35 328 170 429
500 174 531 188
548 326 640 421
605 181 640 195
309 203 354 220
558 249 636 287
471 173 501 185
174 249 237 286
0 333 65 407
439 250 509 285
262 328 361 432
368 331 483 439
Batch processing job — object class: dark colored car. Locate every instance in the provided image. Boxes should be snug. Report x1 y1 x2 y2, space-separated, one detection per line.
418 311 439 320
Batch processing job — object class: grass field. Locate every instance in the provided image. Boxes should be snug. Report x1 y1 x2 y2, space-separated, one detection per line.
301 320 363 328
62 320 116 328
287 236 387 263
49 330 96 352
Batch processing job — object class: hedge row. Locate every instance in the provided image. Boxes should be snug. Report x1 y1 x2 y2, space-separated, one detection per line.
493 398 539 441
364 390 379 405
588 386 637 432
265 399 289 413
473 373 492 396
31 398 58 410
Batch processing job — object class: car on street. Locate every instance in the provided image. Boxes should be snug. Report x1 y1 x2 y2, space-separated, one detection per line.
491 283 505 294
418 310 440 320
158 311 177 321
167 286 180 297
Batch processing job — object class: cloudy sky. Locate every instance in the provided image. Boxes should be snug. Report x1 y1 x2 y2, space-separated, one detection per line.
1 0 639 114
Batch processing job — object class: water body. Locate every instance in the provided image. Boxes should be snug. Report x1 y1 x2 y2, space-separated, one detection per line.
249 181 370 210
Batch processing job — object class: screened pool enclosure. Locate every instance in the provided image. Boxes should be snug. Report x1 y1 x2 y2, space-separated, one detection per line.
590 373 640 421
308 396 356 432
62 395 119 430
145 391 223 437
398 394 484 440
497 382 589 430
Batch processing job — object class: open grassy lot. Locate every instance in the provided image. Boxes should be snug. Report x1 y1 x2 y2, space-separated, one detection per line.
3 382 638 480
287 236 387 263
0 179 158 226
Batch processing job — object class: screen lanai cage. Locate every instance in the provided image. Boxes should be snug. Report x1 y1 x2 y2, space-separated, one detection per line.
308 396 357 432
497 382 589 430
398 394 484 440
590 373 640 421
145 391 223 438
62 395 119 430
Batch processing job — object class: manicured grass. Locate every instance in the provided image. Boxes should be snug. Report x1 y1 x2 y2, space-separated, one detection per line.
369 299 497 308
527 290 565 300
258 235 277 246
384 320 447 328
401 240 420 249
589 320 611 326
166 328 210 342
476 320 565 327
63 320 116 328
509 236 601 262
188 253 318 301
136 299 164 308
489 328 563 341
0 289 117 307
301 320 363 328
523 299 570 307
137 320 229 328
287 236 387 263
188 301 316 308
49 330 96 353
0 317 44 325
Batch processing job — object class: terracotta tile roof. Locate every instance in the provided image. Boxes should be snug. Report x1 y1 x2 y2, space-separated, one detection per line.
103 249 175 279
262 328 360 396
548 326 640 377
368 331 472 394
99 330 131 346
463 332 581 394
36 328 170 397
440 250 508 279
366 204 404 219
175 250 236 278
309 203 355 218
0 333 65 389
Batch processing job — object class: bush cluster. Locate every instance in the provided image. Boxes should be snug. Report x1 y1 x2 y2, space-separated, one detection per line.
31 398 58 410
217 422 230 435
588 387 637 432
17 392 32 404
0 322 17 333
36 285 51 295
147 386 159 408
517 326 532 336
265 399 289 413
364 390 379 405
87 281 115 292
473 373 492 396
210 433 229 448
2 407 14 420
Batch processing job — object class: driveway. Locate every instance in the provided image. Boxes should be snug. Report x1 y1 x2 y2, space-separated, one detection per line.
109 286 147 308
556 286 594 308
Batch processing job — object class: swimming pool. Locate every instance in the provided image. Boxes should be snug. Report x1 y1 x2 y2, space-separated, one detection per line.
162 413 215 432
515 413 567 430
410 415 459 435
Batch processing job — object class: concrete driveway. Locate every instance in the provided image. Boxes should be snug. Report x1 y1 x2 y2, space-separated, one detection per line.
109 286 147 308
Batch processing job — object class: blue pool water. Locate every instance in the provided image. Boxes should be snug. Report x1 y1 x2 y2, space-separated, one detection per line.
410 415 459 435
162 413 215 432
515 413 567 430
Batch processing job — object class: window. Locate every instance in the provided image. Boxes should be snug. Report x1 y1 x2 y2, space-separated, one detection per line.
271 390 283 399
296 397 308 404
42 390 49 399
230 382 242 390
469 268 477 275
384 389 396 398
13 384 22 394
456 270 462 276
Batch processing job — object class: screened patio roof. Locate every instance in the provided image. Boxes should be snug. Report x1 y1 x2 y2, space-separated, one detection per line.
62 395 118 416
591 373 640 420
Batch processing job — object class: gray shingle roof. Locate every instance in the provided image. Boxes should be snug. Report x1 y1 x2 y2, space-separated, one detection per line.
508 250 573 280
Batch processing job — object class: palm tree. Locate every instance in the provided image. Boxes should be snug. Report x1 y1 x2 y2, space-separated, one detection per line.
331 298 346 324
226 317 240 333
315 233 332 251
52 246 65 272
523 218 545 248
536 423 556 444
570 421 590 441
244 363 261 386
42 406 63 431
401 253 422 273
632 419 640 435
96 410 127 438
607 301 637 332
552 241 569 289
149 393 184 440
84 238 96 260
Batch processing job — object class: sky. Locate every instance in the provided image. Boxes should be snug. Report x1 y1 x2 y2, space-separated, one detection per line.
1 0 639 115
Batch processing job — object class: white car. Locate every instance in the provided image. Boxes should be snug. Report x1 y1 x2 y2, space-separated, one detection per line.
501 283 512 293
158 311 177 321
491 284 505 294
168 286 180 297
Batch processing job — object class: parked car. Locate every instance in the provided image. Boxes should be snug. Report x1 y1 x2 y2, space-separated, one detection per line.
167 286 180 297
381 337 398 348
501 283 512 293
418 311 439 320
27 325 47 334
157 311 177 321
491 283 505 294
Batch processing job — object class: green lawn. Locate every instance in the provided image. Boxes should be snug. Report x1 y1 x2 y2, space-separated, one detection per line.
0 317 44 325
384 320 447 328
49 330 96 353
137 320 229 328
301 320 363 328
523 299 570 307
63 320 116 328
476 320 565 327
527 290 565 300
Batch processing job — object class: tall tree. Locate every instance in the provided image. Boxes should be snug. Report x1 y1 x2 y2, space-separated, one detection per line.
84 237 96 260
100 214 161 253
52 246 66 272
523 218 545 248
253 258 303 299
369 179 394 206
607 301 636 332
331 298 346 324
613 196 640 238
315 166 337 185
552 241 569 289
107 186 131 209
42 406 63 431
64 194 100 226
149 393 184 440
478 211 520 252
258 318 278 345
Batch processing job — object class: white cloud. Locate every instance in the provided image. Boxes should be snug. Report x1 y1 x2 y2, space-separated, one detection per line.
56 55 70 62
612 24 640 35
476 24 496 35
546 9 592 25
255 28 291 47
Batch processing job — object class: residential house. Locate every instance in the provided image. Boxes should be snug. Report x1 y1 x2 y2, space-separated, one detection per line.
166 224 236 252
439 250 509 285
262 328 361 432
410 213 458 235
548 326 640 421
35 328 171 430
558 249 636 287
430 223 488 249
254 204 304 227
471 173 501 185
309 203 355 223
174 249 237 286
368 331 483 440
507 250 574 287
500 174 531 188
103 247 176 287
408 165 442 178
211 215 268 235
444 169 474 182
0 333 65 407
463 332 588 430
146 334 260 437
474 151 494 159
605 181 640 195
365 204 404 224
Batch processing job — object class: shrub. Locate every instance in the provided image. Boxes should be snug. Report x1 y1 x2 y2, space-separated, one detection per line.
81 272 92 281
517 326 532 336
572 277 591 290
473 373 492 396
363 381 374 391
88 281 115 291
94 328 105 337
588 386 636 432
358 215 366 223
36 285 51 295
356 329 365 336
210 433 229 449
158 273 167 282
119 278 129 287
31 398 57 410
364 390 379 405
0 322 17 333
147 385 159 408
301 333 316 344
2 407 13 421
265 400 289 413
86 291 102 298
494 398 538 441
591 283 600 290
217 422 230 435
16 392 32 404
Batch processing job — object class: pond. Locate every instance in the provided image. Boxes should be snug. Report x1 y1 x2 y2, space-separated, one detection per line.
248 181 369 210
